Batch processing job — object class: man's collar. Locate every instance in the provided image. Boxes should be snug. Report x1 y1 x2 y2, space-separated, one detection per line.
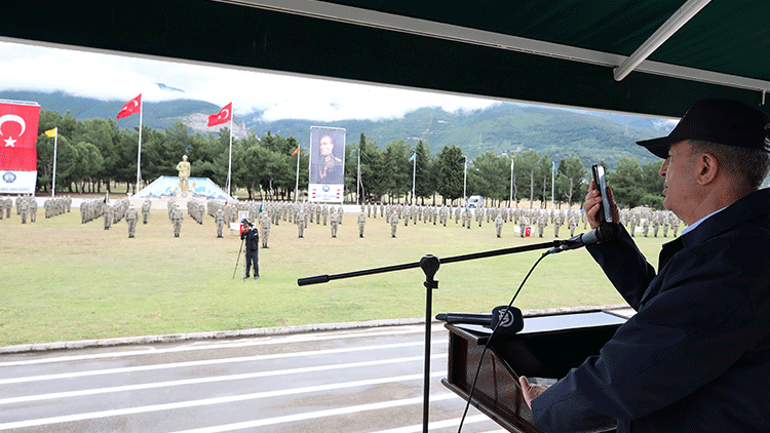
675 188 770 248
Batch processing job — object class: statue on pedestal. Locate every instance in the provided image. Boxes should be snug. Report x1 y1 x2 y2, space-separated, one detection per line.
176 155 191 193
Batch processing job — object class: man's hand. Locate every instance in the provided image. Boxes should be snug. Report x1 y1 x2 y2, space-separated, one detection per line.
518 376 550 410
583 181 619 229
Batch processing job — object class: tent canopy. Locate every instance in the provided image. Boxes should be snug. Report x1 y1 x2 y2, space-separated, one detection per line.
3 0 768 118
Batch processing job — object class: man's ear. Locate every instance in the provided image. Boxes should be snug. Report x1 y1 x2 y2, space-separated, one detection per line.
696 153 719 186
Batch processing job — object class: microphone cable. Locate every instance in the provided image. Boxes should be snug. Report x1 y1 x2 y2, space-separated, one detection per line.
455 250 550 433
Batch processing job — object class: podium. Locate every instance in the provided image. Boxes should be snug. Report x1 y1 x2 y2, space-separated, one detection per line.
442 310 628 433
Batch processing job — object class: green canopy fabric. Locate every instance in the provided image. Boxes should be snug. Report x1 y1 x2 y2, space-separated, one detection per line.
2 0 768 118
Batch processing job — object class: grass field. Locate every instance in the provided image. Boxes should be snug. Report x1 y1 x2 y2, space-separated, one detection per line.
0 202 672 347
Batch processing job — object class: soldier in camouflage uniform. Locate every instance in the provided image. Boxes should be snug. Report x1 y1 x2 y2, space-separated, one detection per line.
19 197 29 224
103 203 113 230
568 210 578 237
322 205 329 225
141 199 151 224
553 210 565 238
390 211 399 238
261 212 271 248
171 205 183 237
126 205 139 238
495 214 504 238
330 211 339 238
537 211 547 237
28 197 37 223
215 208 226 238
357 211 366 238
519 214 530 238
297 208 306 238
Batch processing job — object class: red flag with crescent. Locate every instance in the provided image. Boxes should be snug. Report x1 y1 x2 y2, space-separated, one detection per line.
208 102 232 127
117 94 142 119
291 145 299 156
0 102 40 193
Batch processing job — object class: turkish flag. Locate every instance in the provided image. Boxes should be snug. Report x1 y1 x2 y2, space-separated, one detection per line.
117 94 142 119
291 145 299 156
208 102 232 127
0 102 40 193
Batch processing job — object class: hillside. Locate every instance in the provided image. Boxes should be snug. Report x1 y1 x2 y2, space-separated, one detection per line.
1 90 671 165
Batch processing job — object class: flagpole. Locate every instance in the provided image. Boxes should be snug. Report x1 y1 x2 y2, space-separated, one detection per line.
463 157 467 204
227 114 233 198
136 97 143 190
411 153 416 205
51 127 58 197
551 161 555 207
294 144 301 202
356 148 361 205
509 156 514 206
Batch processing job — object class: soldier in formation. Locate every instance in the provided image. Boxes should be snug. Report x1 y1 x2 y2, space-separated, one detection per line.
330 211 339 238
495 214 503 238
261 212 271 248
390 211 399 238
28 196 37 223
103 202 113 230
171 204 183 237
215 208 225 238
126 205 139 238
357 211 366 238
141 199 151 224
18 196 29 224
297 207 306 238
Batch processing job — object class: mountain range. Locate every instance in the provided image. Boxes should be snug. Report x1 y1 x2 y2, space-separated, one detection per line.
1 90 673 166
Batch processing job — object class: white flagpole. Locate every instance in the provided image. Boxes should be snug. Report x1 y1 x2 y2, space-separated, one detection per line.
356 148 361 205
136 97 143 190
294 144 300 202
51 127 58 197
411 154 416 204
227 112 233 198
551 161 555 207
509 156 514 206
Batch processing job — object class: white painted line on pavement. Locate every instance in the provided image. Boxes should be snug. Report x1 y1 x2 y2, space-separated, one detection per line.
0 340 446 385
0 354 445 405
366 414 489 433
166 393 458 433
0 325 437 367
0 373 450 431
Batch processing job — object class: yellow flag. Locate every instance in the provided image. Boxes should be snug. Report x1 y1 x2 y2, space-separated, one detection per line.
44 128 57 138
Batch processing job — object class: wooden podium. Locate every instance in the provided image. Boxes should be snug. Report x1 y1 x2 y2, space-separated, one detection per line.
442 310 628 433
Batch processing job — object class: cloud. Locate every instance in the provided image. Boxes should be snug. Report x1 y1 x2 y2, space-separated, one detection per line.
0 40 497 121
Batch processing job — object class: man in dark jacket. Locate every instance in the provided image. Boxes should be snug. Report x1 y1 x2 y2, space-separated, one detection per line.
240 219 260 280
520 99 770 432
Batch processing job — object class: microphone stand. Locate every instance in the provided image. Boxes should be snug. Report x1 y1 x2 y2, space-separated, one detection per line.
298 239 563 433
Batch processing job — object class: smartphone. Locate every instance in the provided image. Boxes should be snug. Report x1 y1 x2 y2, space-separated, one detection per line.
591 164 613 223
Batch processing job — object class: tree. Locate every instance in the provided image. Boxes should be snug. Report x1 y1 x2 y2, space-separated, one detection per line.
383 140 410 200
413 140 433 204
435 145 464 204
467 152 509 204
555 156 588 208
515 150 540 208
71 142 104 193
607 157 646 208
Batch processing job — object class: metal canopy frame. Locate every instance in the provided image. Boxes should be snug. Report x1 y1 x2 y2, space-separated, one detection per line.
1 0 768 118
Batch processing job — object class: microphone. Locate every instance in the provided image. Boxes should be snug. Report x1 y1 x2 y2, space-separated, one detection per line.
436 306 524 335
547 222 620 255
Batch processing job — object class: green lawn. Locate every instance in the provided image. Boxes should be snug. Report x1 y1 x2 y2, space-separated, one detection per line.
0 204 672 347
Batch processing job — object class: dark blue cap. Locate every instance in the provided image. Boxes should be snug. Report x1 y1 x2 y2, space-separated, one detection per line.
637 99 770 159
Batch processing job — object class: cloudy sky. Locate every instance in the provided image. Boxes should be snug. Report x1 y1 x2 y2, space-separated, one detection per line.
0 40 504 122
